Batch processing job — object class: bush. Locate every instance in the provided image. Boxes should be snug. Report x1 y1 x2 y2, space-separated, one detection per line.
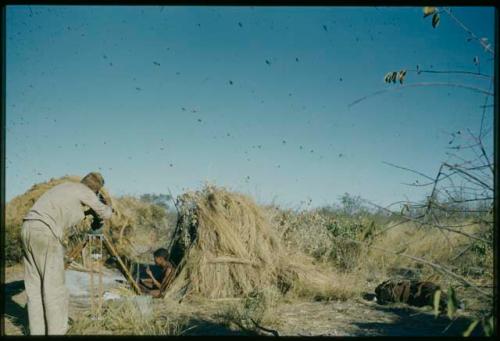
5 225 23 266
270 206 378 271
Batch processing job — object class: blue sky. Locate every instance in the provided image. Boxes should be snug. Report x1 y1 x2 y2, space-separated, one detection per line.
5 6 495 208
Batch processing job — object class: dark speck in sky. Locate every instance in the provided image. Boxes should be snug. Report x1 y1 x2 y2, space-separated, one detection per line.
153 61 160 66
229 80 233 85
295 57 299 62
322 25 328 31
265 60 271 65
135 87 142 91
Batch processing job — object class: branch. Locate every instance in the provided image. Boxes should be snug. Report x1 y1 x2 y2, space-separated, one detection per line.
441 7 495 55
408 68 492 79
443 163 493 191
349 82 493 108
250 319 280 337
382 161 435 181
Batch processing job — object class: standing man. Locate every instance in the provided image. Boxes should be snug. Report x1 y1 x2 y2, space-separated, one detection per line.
21 172 113 335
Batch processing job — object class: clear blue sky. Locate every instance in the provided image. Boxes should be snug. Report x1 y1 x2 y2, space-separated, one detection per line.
5 6 495 208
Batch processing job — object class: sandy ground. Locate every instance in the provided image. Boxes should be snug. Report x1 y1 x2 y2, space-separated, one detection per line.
3 264 479 336
3 264 125 335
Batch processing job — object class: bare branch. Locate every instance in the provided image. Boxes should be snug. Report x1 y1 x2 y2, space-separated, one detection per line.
408 68 491 79
441 7 495 55
443 163 493 191
382 161 435 181
349 82 493 108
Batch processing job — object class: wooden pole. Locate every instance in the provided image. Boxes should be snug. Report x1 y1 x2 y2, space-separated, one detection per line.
89 236 95 317
65 238 88 270
97 236 104 319
102 234 142 295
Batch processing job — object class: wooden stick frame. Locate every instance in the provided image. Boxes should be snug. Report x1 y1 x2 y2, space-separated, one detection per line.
65 233 143 295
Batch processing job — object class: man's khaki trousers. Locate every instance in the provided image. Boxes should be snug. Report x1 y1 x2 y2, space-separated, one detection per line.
21 220 69 335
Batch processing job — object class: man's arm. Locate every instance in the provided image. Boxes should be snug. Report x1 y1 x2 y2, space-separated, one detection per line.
158 264 174 295
80 189 113 220
146 266 162 289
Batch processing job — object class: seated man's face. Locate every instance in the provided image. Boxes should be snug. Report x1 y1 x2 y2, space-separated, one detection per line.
154 256 168 268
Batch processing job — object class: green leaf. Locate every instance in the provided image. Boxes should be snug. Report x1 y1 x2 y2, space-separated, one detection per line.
384 72 393 83
462 319 479 337
432 13 440 28
423 6 437 18
397 70 407 84
482 315 494 336
447 286 458 319
433 290 442 318
391 72 398 83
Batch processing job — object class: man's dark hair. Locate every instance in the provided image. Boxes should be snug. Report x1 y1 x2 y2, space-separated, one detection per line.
153 248 169 259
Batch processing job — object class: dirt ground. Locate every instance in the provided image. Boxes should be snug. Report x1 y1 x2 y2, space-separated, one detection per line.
2 264 478 336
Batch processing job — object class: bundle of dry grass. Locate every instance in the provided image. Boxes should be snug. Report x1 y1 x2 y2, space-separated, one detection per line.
5 175 173 264
164 185 356 301
166 185 282 299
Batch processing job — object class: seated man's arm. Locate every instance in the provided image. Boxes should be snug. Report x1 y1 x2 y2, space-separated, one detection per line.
158 263 174 295
146 266 162 289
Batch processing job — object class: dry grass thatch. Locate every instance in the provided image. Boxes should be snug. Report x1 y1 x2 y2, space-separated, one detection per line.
164 185 354 301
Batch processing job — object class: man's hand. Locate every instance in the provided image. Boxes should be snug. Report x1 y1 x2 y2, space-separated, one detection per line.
89 226 104 235
97 191 116 216
146 265 153 278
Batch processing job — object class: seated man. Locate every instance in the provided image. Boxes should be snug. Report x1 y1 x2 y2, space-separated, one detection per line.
138 248 174 298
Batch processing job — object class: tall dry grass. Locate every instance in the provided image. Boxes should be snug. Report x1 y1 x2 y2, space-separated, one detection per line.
67 298 187 335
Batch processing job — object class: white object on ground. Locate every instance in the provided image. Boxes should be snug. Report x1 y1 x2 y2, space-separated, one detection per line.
103 291 122 301
65 269 124 297
131 296 153 317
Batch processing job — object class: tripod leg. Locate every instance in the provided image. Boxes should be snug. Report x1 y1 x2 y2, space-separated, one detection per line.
97 236 104 319
89 236 95 318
